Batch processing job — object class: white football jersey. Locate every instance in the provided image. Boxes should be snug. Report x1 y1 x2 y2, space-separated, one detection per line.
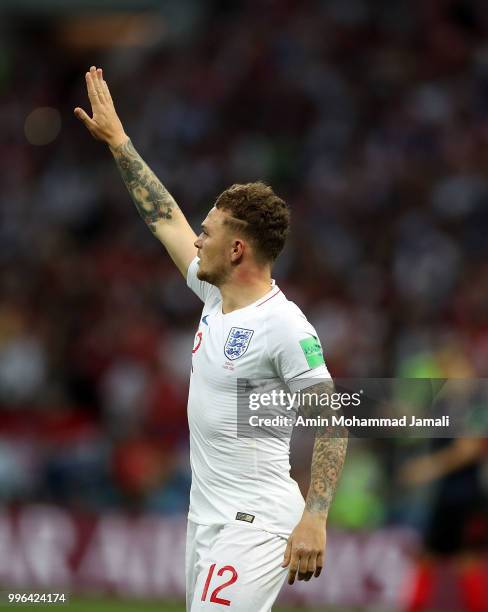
186 257 330 536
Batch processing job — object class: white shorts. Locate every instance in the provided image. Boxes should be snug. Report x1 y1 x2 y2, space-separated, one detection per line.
186 519 289 611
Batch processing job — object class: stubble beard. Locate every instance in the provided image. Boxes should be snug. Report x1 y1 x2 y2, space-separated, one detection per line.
196 260 229 287
197 267 215 285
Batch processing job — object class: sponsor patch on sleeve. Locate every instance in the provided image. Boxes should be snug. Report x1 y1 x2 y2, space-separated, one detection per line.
299 336 325 368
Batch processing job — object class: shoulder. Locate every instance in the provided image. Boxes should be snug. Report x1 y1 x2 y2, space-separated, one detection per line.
261 291 329 380
264 292 312 329
262 292 317 347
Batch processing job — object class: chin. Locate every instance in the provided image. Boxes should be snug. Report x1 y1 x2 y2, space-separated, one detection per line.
197 266 221 286
196 266 211 282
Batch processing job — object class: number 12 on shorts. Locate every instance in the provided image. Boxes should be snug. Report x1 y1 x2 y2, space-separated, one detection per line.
201 563 238 606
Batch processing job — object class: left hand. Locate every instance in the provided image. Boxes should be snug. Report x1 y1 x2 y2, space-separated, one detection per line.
282 511 326 585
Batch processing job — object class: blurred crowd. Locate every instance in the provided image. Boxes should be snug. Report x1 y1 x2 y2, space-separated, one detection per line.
0 0 487 540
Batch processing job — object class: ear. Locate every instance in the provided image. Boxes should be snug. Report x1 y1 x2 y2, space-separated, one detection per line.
230 239 245 262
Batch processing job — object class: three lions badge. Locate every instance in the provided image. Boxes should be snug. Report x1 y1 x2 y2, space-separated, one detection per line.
224 327 254 360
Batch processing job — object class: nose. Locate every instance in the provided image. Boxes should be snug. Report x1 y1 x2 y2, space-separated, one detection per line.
194 235 202 249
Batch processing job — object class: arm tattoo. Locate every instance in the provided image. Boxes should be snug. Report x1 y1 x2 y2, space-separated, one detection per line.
111 139 178 233
298 381 348 517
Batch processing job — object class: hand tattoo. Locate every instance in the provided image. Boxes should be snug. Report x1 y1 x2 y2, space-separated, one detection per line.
111 139 178 233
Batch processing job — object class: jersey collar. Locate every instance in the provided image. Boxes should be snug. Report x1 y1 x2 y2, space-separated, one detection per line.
254 283 281 308
221 281 281 316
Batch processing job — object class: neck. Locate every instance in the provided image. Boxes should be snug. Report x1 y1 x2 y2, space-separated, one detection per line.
219 265 273 314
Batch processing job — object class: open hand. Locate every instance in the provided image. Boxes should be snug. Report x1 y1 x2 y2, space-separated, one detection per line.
74 66 128 148
282 512 326 585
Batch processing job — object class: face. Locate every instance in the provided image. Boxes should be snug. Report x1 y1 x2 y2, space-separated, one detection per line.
194 207 236 286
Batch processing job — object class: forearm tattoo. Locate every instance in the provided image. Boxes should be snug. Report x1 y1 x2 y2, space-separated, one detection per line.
111 139 178 233
299 382 348 516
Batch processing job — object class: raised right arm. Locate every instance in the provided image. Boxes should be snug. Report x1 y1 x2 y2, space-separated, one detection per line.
109 138 197 276
74 65 197 278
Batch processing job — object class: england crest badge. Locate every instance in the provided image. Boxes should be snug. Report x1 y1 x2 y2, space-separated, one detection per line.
224 327 254 360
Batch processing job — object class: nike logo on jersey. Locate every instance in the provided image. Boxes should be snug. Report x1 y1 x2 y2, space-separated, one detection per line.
202 315 209 326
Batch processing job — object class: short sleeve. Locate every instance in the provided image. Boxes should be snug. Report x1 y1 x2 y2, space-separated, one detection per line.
186 256 221 304
266 308 331 392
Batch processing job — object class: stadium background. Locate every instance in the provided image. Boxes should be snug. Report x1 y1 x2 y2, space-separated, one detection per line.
0 0 487 610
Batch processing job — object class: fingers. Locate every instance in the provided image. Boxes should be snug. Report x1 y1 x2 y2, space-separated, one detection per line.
287 549 300 585
92 66 115 105
100 69 113 104
288 554 313 584
285 547 324 585
86 66 106 107
296 554 311 582
282 539 292 568
94 67 107 102
97 68 112 102
315 551 324 578
74 106 94 129
302 554 316 582
286 544 309 585
85 68 99 108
